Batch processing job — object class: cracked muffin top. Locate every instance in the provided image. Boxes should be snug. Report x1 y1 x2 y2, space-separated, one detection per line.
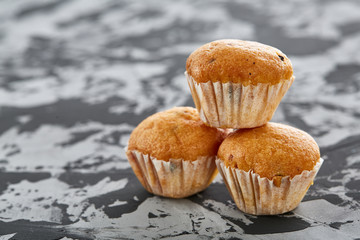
186 39 293 86
128 107 226 161
217 122 320 186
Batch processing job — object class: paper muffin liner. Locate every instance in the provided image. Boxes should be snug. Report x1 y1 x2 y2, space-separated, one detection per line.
126 150 218 198
216 158 324 215
186 72 294 128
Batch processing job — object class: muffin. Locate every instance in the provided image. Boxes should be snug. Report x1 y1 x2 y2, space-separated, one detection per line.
216 122 323 215
126 107 226 198
186 39 294 129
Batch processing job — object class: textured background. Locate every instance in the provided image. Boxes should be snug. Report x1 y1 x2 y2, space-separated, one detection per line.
0 0 360 239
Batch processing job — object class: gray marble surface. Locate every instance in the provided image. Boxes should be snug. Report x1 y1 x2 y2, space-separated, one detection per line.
0 0 360 239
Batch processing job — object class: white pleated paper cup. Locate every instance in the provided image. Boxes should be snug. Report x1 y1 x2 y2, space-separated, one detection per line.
186 72 294 129
216 158 324 215
126 150 218 198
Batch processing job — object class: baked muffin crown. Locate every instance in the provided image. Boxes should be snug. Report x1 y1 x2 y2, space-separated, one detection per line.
186 39 293 85
128 107 225 161
217 122 320 180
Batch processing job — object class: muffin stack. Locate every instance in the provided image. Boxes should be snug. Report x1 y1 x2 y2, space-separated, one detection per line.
126 39 323 215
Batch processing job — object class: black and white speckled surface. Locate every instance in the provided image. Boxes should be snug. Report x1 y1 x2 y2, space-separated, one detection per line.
0 0 360 239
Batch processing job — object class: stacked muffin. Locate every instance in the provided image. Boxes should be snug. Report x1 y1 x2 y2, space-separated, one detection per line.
127 39 323 215
126 107 226 198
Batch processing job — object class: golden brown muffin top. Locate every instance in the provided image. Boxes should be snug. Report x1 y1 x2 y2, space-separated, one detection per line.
128 107 226 161
186 39 293 86
217 122 320 185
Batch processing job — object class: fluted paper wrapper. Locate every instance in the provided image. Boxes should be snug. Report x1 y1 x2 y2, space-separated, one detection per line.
126 150 218 198
216 158 324 215
186 72 294 129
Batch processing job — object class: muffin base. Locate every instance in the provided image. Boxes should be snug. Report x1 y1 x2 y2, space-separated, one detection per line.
186 72 294 129
126 150 218 198
216 158 324 215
